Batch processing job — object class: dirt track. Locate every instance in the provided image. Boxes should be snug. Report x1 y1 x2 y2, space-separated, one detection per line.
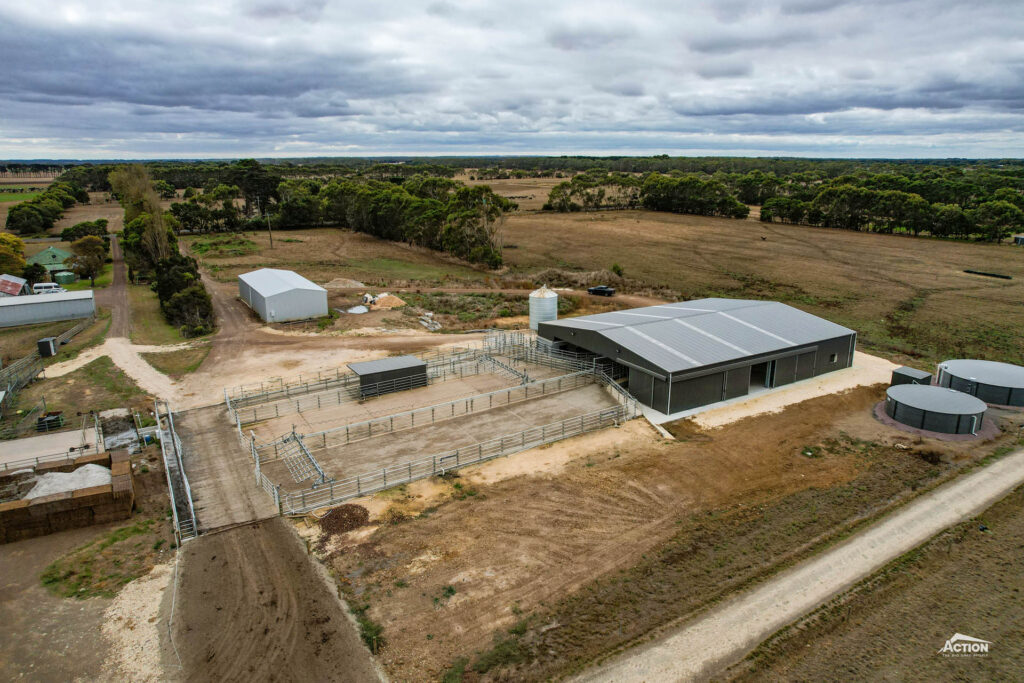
583 447 1024 682
172 518 379 682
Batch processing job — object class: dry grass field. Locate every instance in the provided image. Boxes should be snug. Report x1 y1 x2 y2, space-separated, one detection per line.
455 173 565 211
730 480 1024 681
322 387 1024 681
501 210 1024 366
182 228 484 286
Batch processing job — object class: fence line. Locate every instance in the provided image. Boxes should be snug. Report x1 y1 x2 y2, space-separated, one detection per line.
235 356 500 425
255 371 597 459
226 346 485 406
0 316 95 417
278 401 637 514
156 400 198 542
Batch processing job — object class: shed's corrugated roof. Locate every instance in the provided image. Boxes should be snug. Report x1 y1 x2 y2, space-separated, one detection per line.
27 246 72 265
541 298 854 374
0 290 94 307
238 268 326 297
347 355 427 376
0 274 27 296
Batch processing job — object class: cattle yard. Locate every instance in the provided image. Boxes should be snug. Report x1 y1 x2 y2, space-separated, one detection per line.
223 333 639 514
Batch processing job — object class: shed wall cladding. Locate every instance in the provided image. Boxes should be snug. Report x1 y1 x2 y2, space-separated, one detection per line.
237 269 328 322
538 299 856 414
0 293 95 328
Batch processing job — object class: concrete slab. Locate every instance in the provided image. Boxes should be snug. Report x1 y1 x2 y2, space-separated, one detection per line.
262 383 618 489
0 428 99 467
642 351 898 427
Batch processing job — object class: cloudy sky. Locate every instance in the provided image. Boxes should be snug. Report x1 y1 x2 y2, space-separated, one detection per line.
0 0 1021 159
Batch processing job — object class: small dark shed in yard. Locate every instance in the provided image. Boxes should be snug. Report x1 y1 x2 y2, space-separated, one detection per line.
891 366 932 386
348 356 428 398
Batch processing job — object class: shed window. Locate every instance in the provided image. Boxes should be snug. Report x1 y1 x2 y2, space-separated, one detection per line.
829 353 837 363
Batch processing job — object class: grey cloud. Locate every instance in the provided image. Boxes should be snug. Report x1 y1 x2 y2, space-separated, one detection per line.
242 0 327 21
695 61 753 79
546 24 633 51
0 0 1021 158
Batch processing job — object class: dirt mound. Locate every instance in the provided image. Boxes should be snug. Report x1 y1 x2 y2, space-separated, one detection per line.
531 268 625 288
324 277 366 289
369 294 407 310
319 504 370 536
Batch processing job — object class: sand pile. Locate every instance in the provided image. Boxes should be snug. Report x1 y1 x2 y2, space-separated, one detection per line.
369 294 407 310
26 464 111 499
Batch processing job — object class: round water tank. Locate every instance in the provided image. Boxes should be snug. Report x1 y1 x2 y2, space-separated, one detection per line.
936 359 1024 407
529 285 558 331
884 384 987 434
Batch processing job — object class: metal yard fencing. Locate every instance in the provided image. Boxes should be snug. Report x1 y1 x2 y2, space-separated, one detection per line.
233 355 504 426
277 401 638 514
156 400 198 542
226 347 484 407
253 371 599 459
0 316 95 417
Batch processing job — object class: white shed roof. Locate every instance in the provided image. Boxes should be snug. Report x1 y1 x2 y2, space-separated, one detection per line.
0 290 94 308
238 268 326 297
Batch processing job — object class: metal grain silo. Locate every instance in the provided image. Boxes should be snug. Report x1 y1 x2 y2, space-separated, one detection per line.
529 285 558 331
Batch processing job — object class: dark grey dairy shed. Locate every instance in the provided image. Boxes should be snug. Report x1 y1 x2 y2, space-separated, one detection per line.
348 356 428 398
537 298 856 414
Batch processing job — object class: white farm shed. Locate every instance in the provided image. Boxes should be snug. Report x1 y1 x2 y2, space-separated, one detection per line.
238 268 328 322
0 290 96 328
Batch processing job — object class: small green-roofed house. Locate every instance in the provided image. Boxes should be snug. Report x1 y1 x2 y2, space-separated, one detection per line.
27 245 73 274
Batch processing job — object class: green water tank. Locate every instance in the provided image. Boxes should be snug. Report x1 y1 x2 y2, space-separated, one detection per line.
53 271 77 285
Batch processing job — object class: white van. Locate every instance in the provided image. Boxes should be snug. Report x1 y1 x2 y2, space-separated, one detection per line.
32 282 66 295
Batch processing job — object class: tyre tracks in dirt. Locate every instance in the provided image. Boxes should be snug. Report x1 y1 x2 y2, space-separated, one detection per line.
172 518 380 682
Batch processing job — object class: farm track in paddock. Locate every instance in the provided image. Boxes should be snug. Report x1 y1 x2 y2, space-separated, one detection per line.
260 382 619 490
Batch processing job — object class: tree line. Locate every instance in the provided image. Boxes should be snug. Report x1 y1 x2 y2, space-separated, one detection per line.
4 181 89 234
753 172 1024 241
111 165 214 337
544 171 749 219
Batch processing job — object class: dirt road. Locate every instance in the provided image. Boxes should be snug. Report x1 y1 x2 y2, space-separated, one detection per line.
172 518 380 682
94 234 130 338
582 448 1024 682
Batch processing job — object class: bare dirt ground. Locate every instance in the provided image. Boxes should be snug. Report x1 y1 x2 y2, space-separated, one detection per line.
322 384 1020 681
173 404 278 531
0 526 113 681
246 372 521 440
171 518 379 682
729 481 1024 681
52 192 126 235
588 447 1024 682
262 383 618 489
